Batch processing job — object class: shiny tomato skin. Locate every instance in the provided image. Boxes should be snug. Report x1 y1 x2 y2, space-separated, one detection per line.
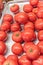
38 30 43 41
14 12 28 24
35 19 43 31
1 21 11 32
38 41 43 54
12 31 22 42
24 21 34 30
32 8 38 14
19 55 31 65
3 14 13 23
12 43 23 55
28 12 36 22
26 45 40 60
11 23 20 32
10 4 19 14
23 4 33 13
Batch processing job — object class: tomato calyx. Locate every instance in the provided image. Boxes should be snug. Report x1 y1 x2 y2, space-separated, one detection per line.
29 48 33 52
16 34 19 36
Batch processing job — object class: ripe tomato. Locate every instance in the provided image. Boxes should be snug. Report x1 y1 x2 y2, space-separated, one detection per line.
3 59 18 65
0 41 7 55
38 41 43 54
28 12 36 22
19 55 31 65
0 31 7 41
10 4 19 14
32 8 38 14
23 42 34 52
1 21 11 32
26 45 40 60
11 23 20 32
23 4 33 13
24 21 34 30
14 12 28 24
38 30 43 41
32 56 43 65
12 43 23 55
30 0 39 7
0 3 4 11
3 14 13 23
22 29 35 42
35 19 43 31
12 31 22 42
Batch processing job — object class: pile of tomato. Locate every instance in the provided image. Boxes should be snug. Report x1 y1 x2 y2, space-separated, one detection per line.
0 0 43 65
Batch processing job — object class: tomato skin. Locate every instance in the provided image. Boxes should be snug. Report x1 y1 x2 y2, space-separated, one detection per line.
28 12 36 22
38 30 43 41
19 55 31 65
10 4 19 14
3 14 13 23
26 45 40 60
24 21 34 30
12 43 23 55
38 41 43 54
35 19 43 31
0 3 4 11
11 23 20 32
1 21 11 32
12 31 22 42
23 4 33 13
32 8 38 14
14 12 28 24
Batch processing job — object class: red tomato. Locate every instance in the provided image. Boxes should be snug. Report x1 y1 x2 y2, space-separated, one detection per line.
0 41 7 55
30 0 39 7
0 62 3 65
14 12 28 24
24 21 34 30
19 55 31 65
35 19 43 31
12 43 23 55
12 31 22 42
23 42 34 52
0 3 4 11
38 30 43 41
3 59 18 65
38 41 43 54
10 4 19 14
0 31 7 41
3 14 13 23
22 29 35 42
23 4 33 13
26 45 40 60
32 56 43 65
11 23 20 32
1 21 11 32
28 12 36 22
32 8 38 14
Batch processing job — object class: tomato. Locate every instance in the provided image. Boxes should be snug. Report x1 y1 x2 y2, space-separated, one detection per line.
23 4 33 13
23 42 34 52
7 54 18 62
32 56 43 65
0 41 7 55
1 21 11 32
24 21 34 30
10 4 19 14
19 55 31 65
30 0 39 7
11 23 20 32
0 55 6 63
3 59 18 65
38 30 43 41
0 31 7 41
26 45 40 60
0 62 3 65
14 12 28 24
0 0 3 3
3 14 13 23
37 41 43 54
12 31 22 42
28 12 36 22
22 29 35 42
12 43 23 55
35 19 43 31
32 8 38 14
0 3 4 11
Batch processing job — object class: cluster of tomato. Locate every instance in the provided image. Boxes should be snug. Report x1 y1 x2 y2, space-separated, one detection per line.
0 0 43 65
